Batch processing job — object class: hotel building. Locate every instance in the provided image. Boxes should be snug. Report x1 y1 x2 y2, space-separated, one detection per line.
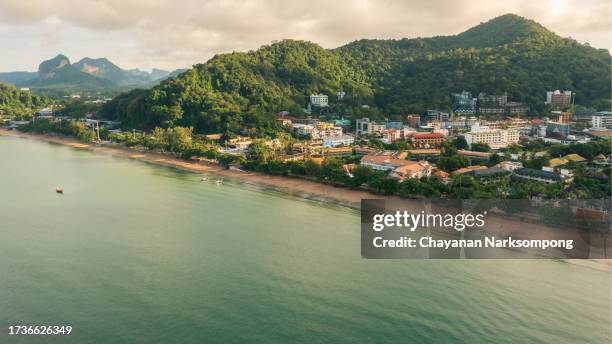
545 90 573 108
464 124 519 149
309 94 329 107
410 132 446 148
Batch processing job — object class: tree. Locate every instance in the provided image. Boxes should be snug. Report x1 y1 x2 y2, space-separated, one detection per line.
437 155 470 172
304 159 321 177
319 158 348 184
470 142 491 152
488 153 503 166
166 127 193 153
399 178 422 198
349 166 375 188
452 136 468 150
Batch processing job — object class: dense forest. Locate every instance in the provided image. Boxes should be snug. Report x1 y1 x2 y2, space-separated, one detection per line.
101 14 611 134
0 83 47 118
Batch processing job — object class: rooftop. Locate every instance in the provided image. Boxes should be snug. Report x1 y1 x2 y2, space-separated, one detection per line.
361 155 414 168
457 150 491 158
412 132 445 139
548 158 568 167
515 168 561 180
563 154 587 163
408 149 441 155
471 167 509 177
451 165 487 176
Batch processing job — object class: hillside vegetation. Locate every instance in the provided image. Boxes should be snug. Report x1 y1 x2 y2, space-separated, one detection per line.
0 83 48 118
101 14 611 134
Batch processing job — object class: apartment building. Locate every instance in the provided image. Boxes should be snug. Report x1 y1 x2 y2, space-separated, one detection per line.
545 90 573 108
309 93 329 107
464 124 519 149
410 132 446 148
592 112 612 129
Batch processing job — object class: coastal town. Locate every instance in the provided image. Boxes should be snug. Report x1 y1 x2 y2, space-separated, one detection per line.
2 88 610 203
1 7 611 344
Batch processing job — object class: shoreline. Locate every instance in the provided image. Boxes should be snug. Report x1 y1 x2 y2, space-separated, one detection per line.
2 128 610 272
0 128 390 209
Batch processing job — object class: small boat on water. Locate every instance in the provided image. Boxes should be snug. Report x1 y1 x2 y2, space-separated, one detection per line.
55 187 64 194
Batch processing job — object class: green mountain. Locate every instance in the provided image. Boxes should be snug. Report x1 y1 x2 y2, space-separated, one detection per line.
8 55 181 91
0 83 48 118
150 68 171 80
0 71 37 85
102 14 611 133
24 54 115 90
73 57 151 86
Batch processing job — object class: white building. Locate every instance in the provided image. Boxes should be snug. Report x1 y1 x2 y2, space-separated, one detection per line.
38 107 53 116
464 124 519 150
496 161 523 172
592 112 612 129
310 93 328 107
292 123 317 137
293 122 344 140
360 154 431 180
323 135 355 147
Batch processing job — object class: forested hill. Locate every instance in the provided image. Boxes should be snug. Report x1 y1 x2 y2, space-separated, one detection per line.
0 83 47 118
101 14 611 134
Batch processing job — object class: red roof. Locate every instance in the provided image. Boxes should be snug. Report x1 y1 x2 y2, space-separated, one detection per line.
413 132 445 139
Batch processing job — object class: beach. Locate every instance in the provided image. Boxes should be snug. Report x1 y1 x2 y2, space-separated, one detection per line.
0 128 387 208
1 128 610 271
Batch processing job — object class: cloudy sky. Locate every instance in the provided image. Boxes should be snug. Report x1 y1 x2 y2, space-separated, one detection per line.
0 0 610 72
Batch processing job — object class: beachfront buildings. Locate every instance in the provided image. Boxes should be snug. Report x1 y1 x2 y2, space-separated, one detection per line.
309 94 328 107
464 124 519 149
360 154 432 180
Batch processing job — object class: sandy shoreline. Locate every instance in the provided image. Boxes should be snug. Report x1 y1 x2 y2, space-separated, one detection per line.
0 128 390 209
2 128 610 271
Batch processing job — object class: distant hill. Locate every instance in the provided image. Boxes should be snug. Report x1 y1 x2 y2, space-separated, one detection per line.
22 54 115 90
3 55 186 91
150 68 171 80
101 14 611 134
0 71 37 85
72 57 151 86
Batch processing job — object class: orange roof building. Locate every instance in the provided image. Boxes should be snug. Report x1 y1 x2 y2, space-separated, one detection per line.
411 132 446 148
451 165 487 176
360 154 432 180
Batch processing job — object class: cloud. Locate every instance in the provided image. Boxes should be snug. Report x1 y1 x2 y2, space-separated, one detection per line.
0 0 609 71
